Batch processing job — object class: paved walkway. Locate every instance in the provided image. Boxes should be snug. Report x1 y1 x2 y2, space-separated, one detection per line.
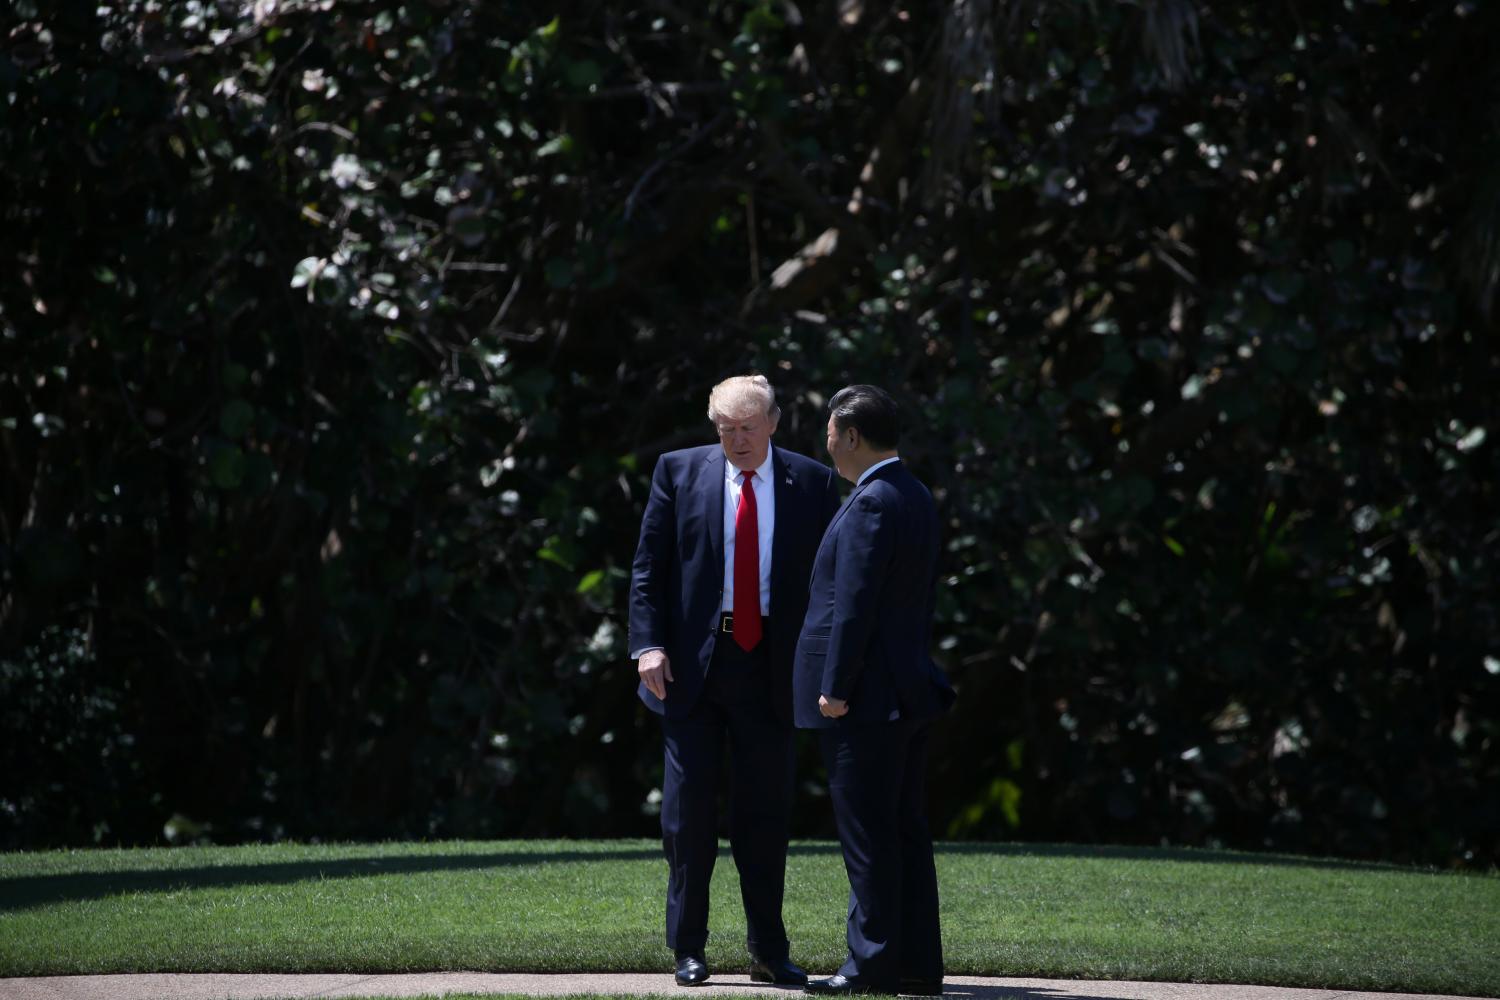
0 973 1489 1000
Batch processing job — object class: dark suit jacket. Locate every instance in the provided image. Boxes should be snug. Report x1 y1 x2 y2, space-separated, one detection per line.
793 460 956 728
630 444 842 724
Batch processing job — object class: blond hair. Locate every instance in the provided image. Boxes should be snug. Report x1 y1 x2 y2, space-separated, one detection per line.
707 374 781 423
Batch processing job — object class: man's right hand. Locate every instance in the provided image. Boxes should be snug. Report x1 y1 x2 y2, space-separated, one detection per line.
638 649 673 700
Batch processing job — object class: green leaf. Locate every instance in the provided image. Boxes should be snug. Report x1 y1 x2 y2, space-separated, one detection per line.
243 452 275 496
742 5 785 36
1327 240 1356 272
208 445 246 490
536 134 574 158
538 536 576 570
584 260 618 291
223 364 249 391
544 258 574 289
219 399 254 439
1101 349 1134 375
563 58 602 90
1163 535 1185 557
576 569 606 595
1266 344 1300 374
1102 476 1154 518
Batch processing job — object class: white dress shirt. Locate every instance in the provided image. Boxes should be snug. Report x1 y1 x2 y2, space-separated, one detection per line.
722 445 775 614
629 446 778 660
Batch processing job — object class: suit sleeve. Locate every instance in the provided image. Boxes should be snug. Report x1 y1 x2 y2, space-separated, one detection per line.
822 493 895 700
629 456 677 654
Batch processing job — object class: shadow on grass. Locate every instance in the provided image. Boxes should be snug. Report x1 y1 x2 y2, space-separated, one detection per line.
0 848 663 913
2 840 1423 914
924 841 1414 875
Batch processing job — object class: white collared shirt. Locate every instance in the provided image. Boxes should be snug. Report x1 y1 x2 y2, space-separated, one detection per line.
722 445 775 614
856 455 901 486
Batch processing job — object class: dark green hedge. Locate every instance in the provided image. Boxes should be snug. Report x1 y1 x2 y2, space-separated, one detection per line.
2 0 1496 866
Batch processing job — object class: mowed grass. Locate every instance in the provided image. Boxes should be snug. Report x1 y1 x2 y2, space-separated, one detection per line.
1 840 1497 995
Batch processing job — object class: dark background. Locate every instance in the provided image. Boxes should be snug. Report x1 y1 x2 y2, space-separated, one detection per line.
2 0 1497 867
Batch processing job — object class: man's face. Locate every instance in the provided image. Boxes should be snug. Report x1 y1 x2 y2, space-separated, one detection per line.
716 407 778 471
825 414 856 483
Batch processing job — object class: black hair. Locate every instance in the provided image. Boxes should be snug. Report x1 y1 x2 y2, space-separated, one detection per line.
828 384 901 450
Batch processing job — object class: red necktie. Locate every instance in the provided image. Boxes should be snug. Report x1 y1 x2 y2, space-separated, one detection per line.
733 470 762 652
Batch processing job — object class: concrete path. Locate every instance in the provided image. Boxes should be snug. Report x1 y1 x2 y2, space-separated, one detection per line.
0 973 1489 1000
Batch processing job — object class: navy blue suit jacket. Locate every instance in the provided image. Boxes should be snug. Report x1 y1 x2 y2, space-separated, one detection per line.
793 460 956 729
630 444 842 724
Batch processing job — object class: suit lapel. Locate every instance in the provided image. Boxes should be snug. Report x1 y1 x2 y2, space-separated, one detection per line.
703 448 725 573
769 449 793 617
824 478 873 538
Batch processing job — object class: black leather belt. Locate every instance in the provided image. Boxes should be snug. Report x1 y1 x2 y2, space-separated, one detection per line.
718 612 769 633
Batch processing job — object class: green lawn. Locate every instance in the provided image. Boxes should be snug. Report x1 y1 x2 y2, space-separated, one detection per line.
1 840 1496 996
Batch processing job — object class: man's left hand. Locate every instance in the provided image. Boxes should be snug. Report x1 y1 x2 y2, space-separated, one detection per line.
819 694 849 718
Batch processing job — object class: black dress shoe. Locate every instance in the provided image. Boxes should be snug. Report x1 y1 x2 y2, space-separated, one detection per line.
675 954 710 986
805 974 897 995
750 954 809 985
898 978 943 996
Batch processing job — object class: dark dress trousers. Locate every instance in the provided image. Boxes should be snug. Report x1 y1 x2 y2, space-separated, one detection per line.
792 460 955 987
630 443 840 958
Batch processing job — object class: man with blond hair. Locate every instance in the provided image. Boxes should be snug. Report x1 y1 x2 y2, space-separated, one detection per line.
630 374 841 987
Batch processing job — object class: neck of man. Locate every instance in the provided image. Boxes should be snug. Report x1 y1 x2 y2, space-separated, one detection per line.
849 449 899 483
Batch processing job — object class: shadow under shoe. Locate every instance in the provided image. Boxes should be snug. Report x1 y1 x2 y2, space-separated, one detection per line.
804 973 899 995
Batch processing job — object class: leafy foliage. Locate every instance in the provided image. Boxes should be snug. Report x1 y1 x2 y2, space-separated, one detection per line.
2 1 1496 866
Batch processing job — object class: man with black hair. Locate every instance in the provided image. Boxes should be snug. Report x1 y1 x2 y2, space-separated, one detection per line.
793 384 955 996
